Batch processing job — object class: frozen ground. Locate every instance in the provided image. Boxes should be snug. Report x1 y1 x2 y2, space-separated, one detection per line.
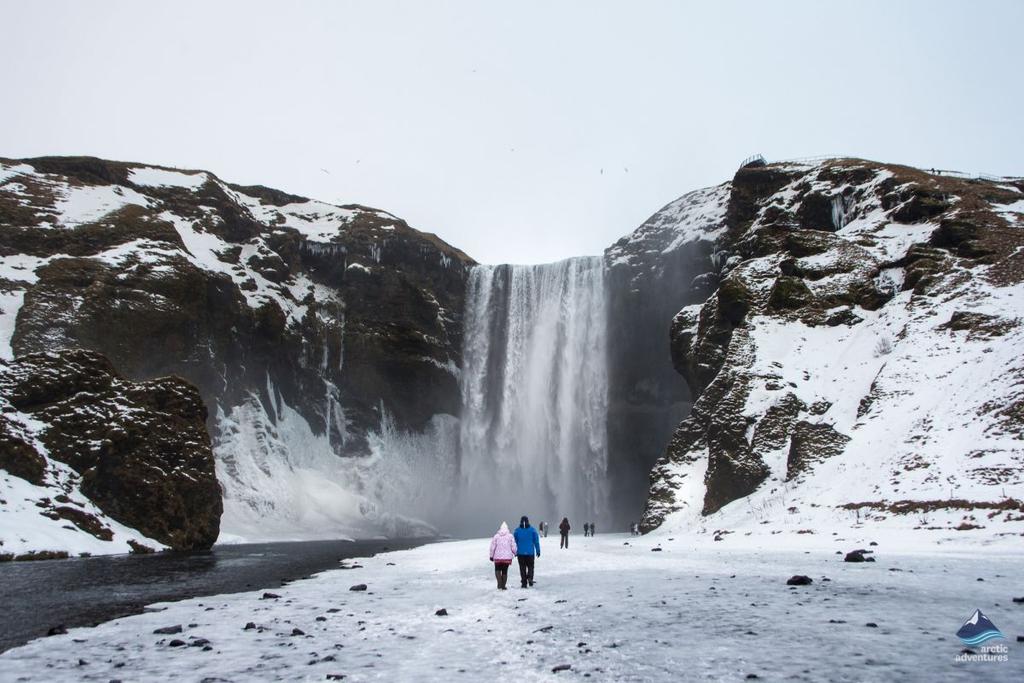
1 533 1021 682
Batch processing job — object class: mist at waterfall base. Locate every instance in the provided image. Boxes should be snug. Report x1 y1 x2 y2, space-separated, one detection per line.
366 257 614 538
213 256 643 541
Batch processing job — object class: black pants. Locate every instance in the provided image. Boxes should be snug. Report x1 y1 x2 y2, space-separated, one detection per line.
560 532 568 548
517 555 535 586
494 562 510 589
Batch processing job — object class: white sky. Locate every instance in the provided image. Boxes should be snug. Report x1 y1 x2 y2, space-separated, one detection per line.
2 1 1021 264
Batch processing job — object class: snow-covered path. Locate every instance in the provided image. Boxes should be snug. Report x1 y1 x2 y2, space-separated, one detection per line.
1 534 1022 682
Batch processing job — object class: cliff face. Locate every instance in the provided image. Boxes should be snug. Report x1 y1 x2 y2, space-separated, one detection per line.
602 184 729 522
641 159 1024 538
0 156 473 541
0 349 220 557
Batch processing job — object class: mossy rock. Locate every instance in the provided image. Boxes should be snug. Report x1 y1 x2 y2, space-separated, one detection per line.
716 276 753 325
768 276 815 311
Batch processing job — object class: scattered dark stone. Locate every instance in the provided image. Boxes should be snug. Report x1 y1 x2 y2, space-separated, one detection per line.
552 664 572 673
47 625 67 636
869 541 878 546
349 584 368 592
291 628 305 637
243 622 256 630
651 548 662 552
386 562 396 566
865 556 876 563
746 676 760 680
153 625 182 635
262 593 281 600
828 619 847 624
844 550 869 563
327 608 342 613
865 623 878 628
1012 597 1024 604
786 575 813 586
961 648 975 655
1017 636 1024 643
577 642 587 647
316 616 327 622
189 638 210 647
554 599 567 604
435 609 448 616
167 639 186 647
534 626 554 633
326 675 346 681
77 659 87 666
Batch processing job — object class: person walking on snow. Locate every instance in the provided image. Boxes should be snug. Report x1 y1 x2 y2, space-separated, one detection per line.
489 521 517 590
559 517 571 549
513 516 541 588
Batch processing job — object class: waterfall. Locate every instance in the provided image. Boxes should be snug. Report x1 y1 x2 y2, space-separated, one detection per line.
457 257 610 530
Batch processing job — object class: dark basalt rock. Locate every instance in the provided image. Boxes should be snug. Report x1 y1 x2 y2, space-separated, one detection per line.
786 575 813 586
786 422 851 480
0 349 221 551
844 549 877 563
768 276 815 311
3 156 475 463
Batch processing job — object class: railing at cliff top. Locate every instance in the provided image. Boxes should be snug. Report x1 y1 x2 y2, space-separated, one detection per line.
737 154 766 170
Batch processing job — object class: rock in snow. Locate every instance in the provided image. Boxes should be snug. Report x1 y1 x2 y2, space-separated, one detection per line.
0 349 220 555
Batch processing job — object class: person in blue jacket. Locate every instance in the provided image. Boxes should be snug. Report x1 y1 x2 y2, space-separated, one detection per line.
512 515 541 588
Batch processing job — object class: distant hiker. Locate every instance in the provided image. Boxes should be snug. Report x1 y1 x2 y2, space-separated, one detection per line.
630 522 639 536
489 521 517 590
590 522 596 536
539 521 547 537
582 522 589 537
513 516 541 588
559 517 571 549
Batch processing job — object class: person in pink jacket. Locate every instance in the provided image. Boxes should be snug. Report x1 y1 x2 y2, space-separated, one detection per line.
489 521 518 590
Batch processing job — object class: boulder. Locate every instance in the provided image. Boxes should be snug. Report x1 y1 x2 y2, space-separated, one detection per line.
0 350 221 551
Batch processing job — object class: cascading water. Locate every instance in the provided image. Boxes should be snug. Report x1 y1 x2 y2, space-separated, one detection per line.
456 257 610 532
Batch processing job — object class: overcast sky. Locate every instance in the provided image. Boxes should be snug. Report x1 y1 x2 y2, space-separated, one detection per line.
2 1 1021 264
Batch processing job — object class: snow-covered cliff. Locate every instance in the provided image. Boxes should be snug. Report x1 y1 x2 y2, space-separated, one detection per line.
0 156 472 546
640 158 1024 546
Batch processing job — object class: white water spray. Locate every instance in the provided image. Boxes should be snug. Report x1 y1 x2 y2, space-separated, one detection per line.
457 257 610 529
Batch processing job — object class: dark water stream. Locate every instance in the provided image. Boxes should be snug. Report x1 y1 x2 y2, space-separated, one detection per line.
0 538 430 653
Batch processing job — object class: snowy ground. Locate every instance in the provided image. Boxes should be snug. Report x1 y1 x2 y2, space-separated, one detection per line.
1 533 1022 682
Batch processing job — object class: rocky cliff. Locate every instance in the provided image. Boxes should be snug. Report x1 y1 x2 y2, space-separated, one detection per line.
1 349 219 558
640 158 1024 540
603 184 729 522
0 156 473 541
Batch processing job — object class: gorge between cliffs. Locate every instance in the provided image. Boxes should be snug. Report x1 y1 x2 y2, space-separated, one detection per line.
1 154 1022 557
